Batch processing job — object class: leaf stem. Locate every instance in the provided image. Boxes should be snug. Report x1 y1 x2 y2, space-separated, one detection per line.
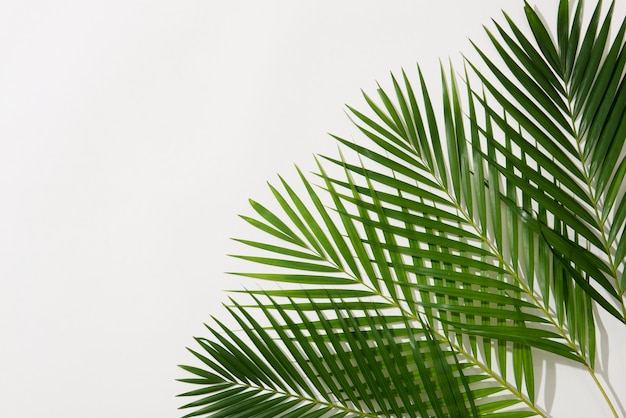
584 363 620 418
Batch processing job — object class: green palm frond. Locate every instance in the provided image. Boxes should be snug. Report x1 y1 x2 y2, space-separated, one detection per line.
179 297 489 418
179 1 626 416
469 0 626 323
179 294 546 418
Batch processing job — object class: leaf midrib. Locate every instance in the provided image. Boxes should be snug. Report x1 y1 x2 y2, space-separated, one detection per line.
564 88 626 309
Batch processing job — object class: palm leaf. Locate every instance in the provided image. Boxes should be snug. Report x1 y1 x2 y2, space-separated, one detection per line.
179 296 537 418
470 0 626 321
179 1 626 416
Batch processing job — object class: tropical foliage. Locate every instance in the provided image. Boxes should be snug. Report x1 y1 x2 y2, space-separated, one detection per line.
178 1 626 416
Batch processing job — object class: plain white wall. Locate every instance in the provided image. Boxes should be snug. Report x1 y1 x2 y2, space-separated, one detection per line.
1 1 624 417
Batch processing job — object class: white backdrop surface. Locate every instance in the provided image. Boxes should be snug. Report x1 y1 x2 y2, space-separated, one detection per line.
1 1 625 417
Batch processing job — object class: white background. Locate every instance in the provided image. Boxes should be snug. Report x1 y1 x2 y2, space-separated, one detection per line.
1 1 625 417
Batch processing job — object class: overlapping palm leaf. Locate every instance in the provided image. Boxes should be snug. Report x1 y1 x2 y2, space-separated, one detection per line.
468 0 626 333
179 1 626 416
177 70 566 416
179 296 510 418
178 158 547 416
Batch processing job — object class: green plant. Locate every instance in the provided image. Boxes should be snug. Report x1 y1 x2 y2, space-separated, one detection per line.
178 1 626 416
